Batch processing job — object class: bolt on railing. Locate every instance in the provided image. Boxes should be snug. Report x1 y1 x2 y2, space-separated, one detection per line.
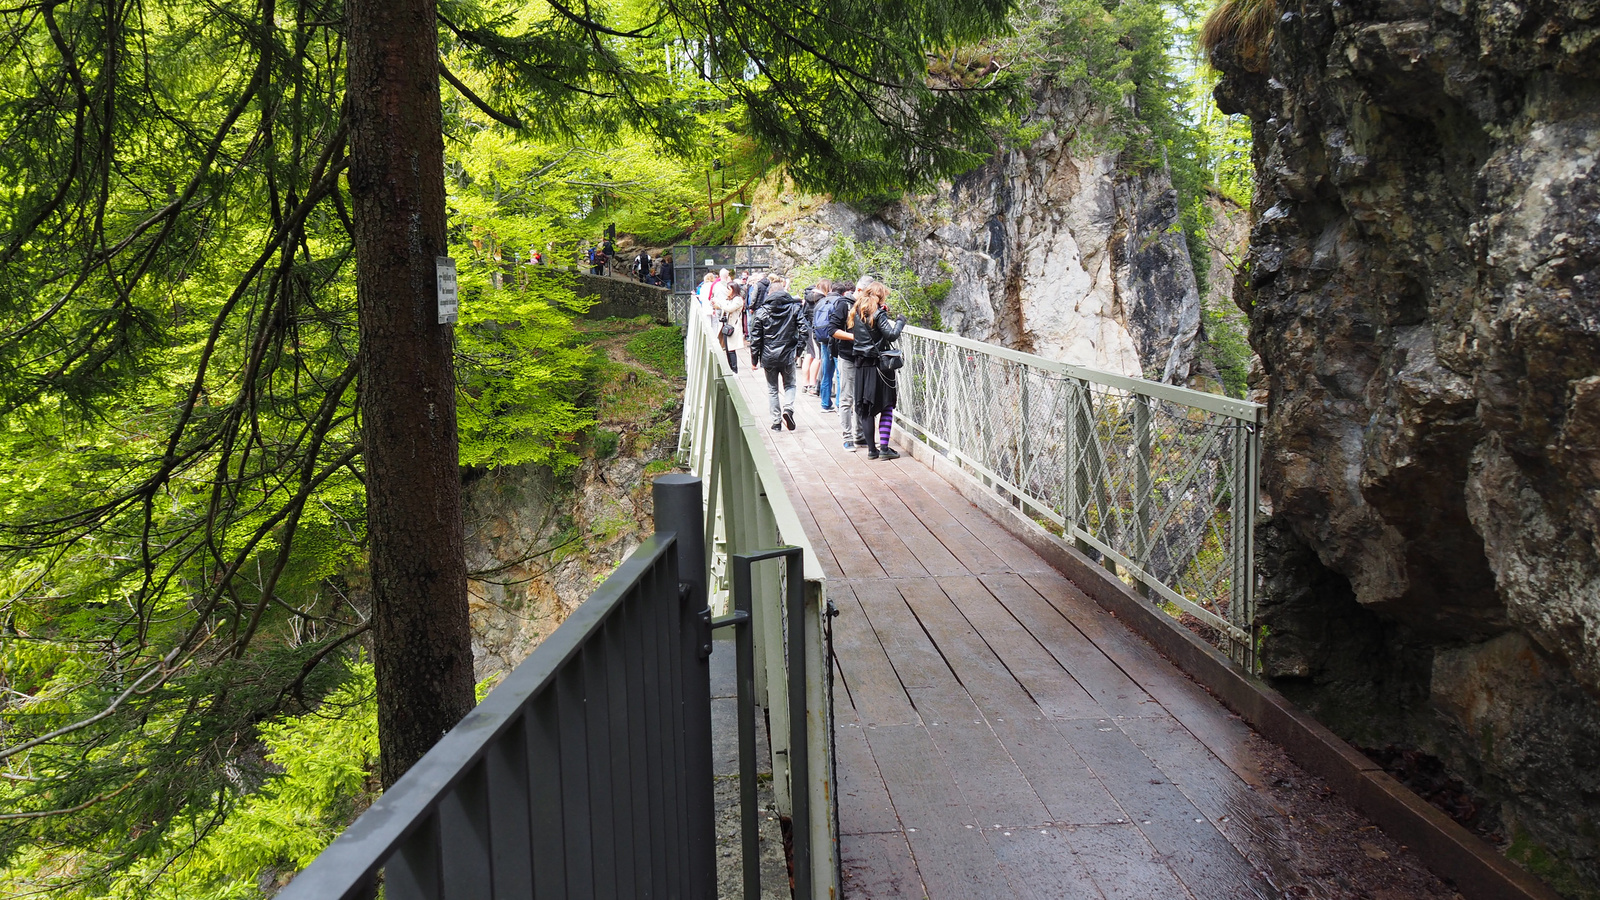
893 326 1264 668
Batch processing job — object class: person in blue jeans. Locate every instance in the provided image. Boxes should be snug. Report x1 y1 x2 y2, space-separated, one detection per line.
811 280 845 412
748 277 807 431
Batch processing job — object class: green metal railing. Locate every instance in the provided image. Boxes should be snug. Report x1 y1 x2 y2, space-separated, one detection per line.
894 326 1264 668
678 310 840 898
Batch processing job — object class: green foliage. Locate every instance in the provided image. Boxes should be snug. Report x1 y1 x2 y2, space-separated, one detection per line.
1008 1 1230 295
1188 66 1255 205
3 662 377 899
0 0 1026 888
792 234 947 329
625 326 689 379
688 204 750 247
453 276 596 471
1202 293 1252 397
593 428 622 459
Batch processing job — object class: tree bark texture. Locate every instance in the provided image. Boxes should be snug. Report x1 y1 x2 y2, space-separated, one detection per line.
347 0 476 788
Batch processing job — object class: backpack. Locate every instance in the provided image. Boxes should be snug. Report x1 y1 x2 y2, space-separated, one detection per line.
813 294 838 338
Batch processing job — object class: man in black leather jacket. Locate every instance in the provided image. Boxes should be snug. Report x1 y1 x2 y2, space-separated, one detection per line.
748 277 809 431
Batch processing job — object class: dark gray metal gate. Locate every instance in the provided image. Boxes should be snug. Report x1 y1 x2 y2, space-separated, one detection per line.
281 476 715 900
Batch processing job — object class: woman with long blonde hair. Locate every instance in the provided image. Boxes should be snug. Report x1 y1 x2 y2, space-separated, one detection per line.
847 283 907 460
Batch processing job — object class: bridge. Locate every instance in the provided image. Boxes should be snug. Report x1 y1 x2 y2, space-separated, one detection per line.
280 311 1554 900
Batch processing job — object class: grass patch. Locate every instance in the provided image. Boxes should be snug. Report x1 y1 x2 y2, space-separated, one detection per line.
1200 0 1277 72
590 355 675 425
626 325 687 379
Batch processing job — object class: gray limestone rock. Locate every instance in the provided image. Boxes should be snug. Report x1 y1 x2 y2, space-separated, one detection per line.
748 88 1209 383
1214 0 1600 890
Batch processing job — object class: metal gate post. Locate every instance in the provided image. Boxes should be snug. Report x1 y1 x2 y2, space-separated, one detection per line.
1134 394 1153 598
652 475 714 897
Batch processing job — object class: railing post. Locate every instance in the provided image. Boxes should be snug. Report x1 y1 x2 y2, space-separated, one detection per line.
1134 394 1153 598
1245 415 1261 671
1077 378 1113 570
784 549 812 900
1018 364 1031 496
651 475 715 898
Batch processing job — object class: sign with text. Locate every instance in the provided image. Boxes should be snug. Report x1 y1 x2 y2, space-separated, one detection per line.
436 256 458 324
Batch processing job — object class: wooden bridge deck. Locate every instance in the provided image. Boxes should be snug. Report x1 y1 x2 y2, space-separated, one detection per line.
734 371 1283 900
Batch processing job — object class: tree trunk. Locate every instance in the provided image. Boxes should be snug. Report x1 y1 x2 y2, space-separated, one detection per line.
347 0 475 788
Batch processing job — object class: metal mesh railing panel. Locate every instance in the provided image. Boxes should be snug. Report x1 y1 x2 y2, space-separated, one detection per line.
895 329 1261 666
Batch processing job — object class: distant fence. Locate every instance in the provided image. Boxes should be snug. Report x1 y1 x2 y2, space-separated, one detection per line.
895 326 1264 668
669 245 775 323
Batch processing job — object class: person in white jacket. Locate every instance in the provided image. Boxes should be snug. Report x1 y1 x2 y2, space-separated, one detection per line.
713 282 747 372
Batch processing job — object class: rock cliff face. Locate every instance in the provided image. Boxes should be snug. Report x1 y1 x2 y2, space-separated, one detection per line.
746 90 1206 383
1213 1 1600 890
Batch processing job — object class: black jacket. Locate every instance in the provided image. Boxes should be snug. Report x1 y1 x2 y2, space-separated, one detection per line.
749 291 808 368
850 308 905 360
748 276 771 314
825 293 855 359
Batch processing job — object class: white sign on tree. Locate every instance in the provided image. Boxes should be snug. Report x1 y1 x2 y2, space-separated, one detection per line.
436 256 458 324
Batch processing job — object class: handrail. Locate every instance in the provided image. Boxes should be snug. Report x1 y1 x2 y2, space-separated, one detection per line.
901 324 1262 421
677 311 840 898
895 326 1262 668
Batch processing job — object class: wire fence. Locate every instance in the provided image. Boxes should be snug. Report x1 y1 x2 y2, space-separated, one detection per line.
894 326 1263 667
669 245 775 324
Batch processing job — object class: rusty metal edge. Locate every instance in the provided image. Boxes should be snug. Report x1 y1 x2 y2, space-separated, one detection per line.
893 435 1563 900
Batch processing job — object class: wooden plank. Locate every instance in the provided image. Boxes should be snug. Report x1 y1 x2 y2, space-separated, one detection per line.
1117 717 1278 826
987 827 1107 900
897 474 1056 574
830 586 919 727
1064 824 1195 900
979 573 1162 719
852 582 955 693
774 474 843 578
894 577 1043 719
831 490 930 578
877 473 1012 574
866 490 968 577
835 689 903 836
841 832 926 900
1118 718 1309 896
798 484 888 580
937 575 1102 719
863 724 1028 900
907 688 1051 829
1053 718 1275 900
754 427 849 579
982 714 1125 827
765 427 895 580
1019 569 1267 787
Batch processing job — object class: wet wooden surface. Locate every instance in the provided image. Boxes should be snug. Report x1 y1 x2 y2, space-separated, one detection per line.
735 369 1282 900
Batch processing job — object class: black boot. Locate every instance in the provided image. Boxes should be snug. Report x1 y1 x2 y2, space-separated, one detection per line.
726 350 738 372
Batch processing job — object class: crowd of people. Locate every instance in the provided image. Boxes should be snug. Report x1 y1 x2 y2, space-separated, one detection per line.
579 239 675 287
695 269 907 460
